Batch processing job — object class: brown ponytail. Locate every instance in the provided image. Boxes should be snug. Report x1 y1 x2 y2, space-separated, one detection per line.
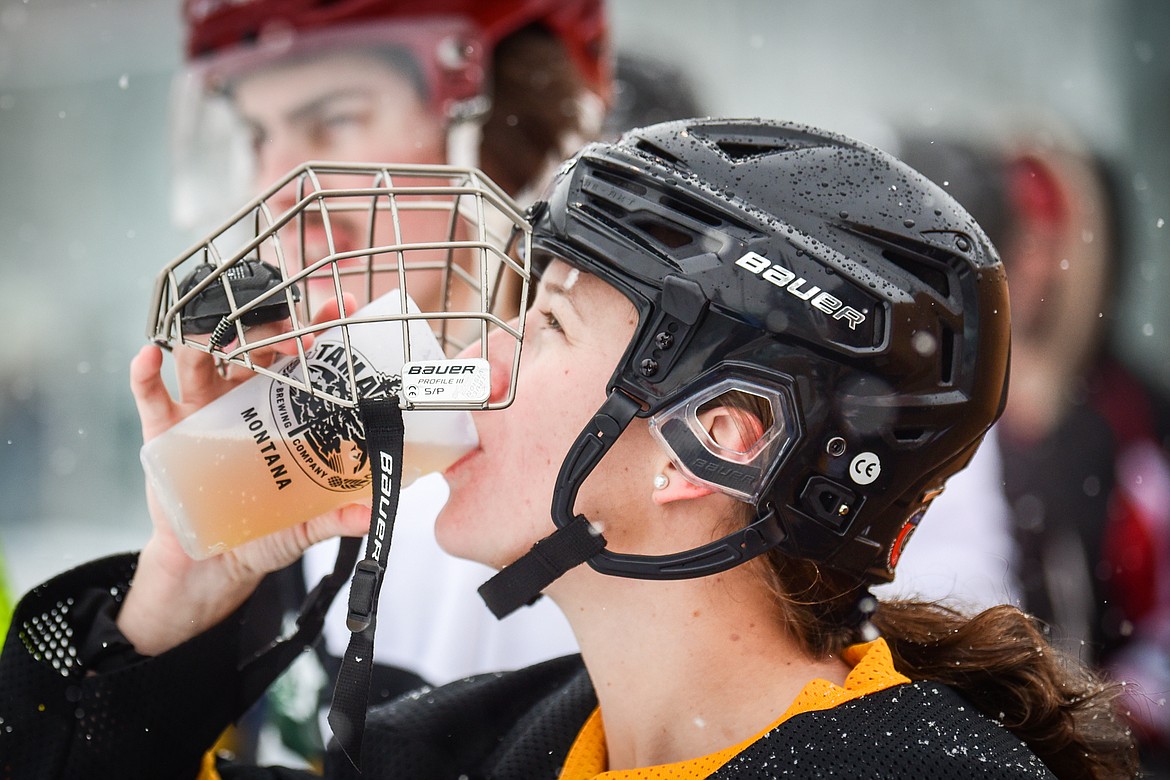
874 600 1138 780
758 553 1139 779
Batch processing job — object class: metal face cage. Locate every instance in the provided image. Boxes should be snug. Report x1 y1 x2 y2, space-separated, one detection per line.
147 161 531 410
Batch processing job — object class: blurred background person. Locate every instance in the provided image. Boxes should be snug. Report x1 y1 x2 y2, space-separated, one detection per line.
600 51 705 139
897 126 1170 776
164 0 611 766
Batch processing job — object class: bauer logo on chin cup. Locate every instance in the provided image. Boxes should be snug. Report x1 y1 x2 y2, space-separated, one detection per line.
402 359 491 406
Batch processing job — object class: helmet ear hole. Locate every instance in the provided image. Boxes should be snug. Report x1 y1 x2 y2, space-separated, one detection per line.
699 397 768 456
648 377 799 504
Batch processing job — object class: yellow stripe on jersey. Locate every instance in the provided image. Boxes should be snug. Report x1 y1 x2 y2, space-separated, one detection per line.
559 637 910 779
197 750 222 780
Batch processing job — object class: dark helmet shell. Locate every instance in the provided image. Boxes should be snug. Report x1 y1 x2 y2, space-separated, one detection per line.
529 118 1011 584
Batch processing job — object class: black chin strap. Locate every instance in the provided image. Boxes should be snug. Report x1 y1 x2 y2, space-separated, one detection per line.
477 515 606 619
478 390 640 618
328 395 405 771
478 386 795 618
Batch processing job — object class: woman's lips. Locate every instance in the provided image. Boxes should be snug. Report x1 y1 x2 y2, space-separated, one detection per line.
443 446 481 477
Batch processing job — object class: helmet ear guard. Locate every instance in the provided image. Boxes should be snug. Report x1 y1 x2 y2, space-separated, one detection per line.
478 374 801 618
649 376 800 504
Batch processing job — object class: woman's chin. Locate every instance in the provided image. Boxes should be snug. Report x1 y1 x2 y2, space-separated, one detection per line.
434 506 528 571
433 502 479 559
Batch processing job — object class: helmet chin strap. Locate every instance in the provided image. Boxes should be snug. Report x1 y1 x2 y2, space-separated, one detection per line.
478 389 640 618
477 387 792 619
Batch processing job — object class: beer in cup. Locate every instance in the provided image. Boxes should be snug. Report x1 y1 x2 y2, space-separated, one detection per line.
141 291 478 559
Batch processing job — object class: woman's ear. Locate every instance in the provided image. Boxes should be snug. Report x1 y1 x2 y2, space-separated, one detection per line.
651 405 765 506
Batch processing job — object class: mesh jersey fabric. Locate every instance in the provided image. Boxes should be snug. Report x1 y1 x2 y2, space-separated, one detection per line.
0 554 320 780
0 554 244 779
558 639 911 779
2 554 1057 779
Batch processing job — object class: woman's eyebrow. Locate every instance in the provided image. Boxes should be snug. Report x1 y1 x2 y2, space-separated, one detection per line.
540 280 583 317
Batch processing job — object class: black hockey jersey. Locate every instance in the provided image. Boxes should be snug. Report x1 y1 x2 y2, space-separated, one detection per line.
0 554 1056 779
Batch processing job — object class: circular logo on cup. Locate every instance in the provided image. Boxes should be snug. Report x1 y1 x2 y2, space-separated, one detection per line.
270 342 400 492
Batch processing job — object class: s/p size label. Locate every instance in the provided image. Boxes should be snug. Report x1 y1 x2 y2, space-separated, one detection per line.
402 359 490 407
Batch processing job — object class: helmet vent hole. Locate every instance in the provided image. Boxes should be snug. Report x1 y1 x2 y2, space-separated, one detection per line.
633 139 682 166
586 198 627 220
893 427 929 445
633 219 694 249
880 249 952 299
844 224 963 305
714 140 790 161
660 195 724 227
593 168 649 196
939 323 956 384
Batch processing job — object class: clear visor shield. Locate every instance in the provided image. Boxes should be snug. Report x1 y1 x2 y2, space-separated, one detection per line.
648 377 799 504
147 161 530 411
169 18 490 233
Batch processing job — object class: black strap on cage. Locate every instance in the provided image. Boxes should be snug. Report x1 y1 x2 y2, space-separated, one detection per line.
327 395 405 771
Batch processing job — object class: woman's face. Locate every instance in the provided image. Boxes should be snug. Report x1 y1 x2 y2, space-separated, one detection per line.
232 50 454 309
437 259 653 569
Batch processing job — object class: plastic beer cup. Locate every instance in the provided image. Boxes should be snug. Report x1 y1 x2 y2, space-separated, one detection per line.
141 292 478 559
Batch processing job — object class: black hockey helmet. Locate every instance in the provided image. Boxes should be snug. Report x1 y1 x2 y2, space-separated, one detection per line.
479 118 1010 618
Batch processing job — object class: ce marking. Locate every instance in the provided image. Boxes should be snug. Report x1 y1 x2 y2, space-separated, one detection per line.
849 452 881 485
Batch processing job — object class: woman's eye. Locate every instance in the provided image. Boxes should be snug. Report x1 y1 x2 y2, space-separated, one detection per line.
541 310 563 333
307 111 368 146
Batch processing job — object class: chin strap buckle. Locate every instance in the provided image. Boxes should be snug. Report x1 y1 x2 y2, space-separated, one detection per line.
478 515 606 618
344 559 384 633
478 389 641 618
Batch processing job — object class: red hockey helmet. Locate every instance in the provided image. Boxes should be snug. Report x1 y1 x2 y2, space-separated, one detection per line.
182 0 611 103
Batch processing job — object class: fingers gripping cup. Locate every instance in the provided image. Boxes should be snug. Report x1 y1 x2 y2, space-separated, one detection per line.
142 293 481 558
142 162 530 559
